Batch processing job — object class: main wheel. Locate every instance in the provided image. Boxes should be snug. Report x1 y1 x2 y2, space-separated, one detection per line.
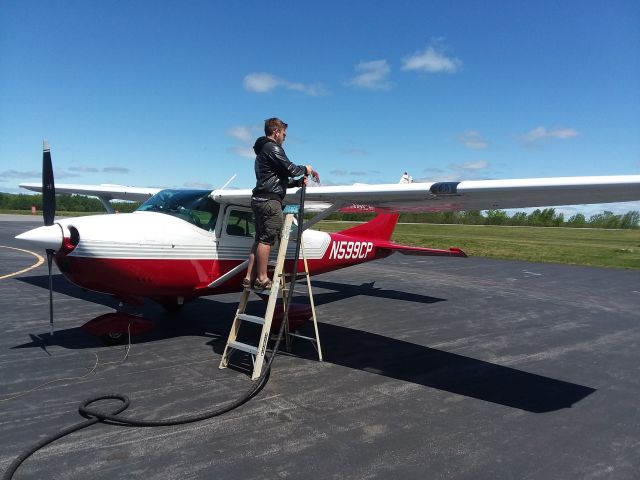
100 332 125 345
159 298 184 313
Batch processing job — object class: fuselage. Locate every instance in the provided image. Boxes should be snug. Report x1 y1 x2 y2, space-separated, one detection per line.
23 189 391 303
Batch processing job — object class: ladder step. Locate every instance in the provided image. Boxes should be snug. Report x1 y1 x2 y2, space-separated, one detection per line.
288 333 317 342
281 288 308 295
237 313 265 325
227 341 258 356
282 272 309 278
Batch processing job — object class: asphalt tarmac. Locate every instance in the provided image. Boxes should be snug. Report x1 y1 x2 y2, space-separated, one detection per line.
1 215 639 479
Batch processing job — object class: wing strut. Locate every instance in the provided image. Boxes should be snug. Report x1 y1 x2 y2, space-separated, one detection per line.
300 202 344 231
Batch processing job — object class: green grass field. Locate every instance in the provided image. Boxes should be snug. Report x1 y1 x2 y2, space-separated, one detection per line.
316 221 640 270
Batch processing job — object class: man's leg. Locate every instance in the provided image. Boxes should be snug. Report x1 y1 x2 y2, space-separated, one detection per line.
255 242 271 283
244 241 258 284
253 199 281 286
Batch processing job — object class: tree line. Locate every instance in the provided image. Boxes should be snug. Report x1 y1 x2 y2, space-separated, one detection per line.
324 208 639 229
1 192 638 229
0 193 140 213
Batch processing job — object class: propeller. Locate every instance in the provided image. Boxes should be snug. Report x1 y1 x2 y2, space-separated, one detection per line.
42 140 56 336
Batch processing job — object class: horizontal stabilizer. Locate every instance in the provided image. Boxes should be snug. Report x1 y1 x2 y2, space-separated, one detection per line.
374 240 467 257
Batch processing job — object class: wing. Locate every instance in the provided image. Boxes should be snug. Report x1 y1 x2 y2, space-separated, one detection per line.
212 176 640 212
19 182 161 202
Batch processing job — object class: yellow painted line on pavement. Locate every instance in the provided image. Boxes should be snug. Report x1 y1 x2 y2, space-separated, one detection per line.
0 245 45 280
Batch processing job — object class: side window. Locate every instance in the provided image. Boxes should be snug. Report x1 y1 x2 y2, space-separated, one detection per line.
226 209 256 238
197 199 220 232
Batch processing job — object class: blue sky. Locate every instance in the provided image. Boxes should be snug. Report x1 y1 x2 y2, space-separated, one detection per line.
1 0 639 215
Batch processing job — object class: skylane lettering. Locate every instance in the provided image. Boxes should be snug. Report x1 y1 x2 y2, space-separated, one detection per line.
329 241 374 260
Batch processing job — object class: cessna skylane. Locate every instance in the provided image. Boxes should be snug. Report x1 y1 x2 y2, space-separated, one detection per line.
15 142 640 342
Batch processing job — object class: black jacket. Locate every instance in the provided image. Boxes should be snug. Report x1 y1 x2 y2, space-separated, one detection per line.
252 136 307 202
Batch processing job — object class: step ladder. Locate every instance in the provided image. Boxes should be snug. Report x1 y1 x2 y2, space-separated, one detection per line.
219 205 322 380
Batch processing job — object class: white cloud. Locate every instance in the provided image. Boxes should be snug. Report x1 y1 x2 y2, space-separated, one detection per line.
53 170 81 179
243 73 280 92
342 148 368 156
330 168 379 177
0 170 40 180
243 72 325 96
348 60 392 90
103 167 130 174
452 160 489 171
402 43 462 73
458 130 488 150
229 146 255 159
423 167 445 174
418 161 490 182
520 126 579 144
184 181 214 189
227 125 257 143
69 165 99 173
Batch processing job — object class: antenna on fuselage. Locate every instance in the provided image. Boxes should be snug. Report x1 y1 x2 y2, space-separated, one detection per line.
218 174 237 191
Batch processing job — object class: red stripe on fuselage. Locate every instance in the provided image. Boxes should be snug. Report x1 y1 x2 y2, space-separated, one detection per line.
54 232 392 298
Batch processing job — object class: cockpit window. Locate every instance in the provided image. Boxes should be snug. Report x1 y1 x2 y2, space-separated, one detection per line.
226 209 256 238
136 189 220 231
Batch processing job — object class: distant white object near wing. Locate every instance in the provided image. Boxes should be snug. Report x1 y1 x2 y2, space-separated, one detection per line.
399 172 413 184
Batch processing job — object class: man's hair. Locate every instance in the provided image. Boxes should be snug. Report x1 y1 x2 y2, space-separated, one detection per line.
264 118 288 136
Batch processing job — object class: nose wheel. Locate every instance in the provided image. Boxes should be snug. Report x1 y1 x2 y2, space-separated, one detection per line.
101 331 125 346
81 312 155 345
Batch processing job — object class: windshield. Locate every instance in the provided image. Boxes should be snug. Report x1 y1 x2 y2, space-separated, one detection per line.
136 189 220 231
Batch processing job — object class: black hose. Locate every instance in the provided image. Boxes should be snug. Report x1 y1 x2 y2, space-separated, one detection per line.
3 348 275 479
3 183 309 479
281 180 307 338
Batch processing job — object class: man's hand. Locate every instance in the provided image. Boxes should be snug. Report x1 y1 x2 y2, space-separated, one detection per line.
306 165 313 175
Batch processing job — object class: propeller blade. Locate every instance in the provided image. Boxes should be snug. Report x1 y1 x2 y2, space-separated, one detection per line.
47 249 54 336
43 139 56 335
42 139 56 226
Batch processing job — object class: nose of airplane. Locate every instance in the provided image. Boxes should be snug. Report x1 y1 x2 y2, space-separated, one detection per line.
15 224 64 251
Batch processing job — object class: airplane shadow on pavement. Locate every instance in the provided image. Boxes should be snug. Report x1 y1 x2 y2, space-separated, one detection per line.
13 274 595 413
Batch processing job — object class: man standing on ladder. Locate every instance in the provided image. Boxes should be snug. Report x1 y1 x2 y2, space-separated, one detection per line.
244 117 315 291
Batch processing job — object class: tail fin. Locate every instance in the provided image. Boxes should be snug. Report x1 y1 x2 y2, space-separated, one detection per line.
339 214 399 241
339 213 467 258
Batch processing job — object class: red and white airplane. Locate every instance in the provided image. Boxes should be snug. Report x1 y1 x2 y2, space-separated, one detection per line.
15 143 640 341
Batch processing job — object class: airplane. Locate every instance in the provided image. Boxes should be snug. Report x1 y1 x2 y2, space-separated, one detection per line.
14 142 640 344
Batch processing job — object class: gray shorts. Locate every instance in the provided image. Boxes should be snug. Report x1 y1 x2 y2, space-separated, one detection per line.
251 199 283 246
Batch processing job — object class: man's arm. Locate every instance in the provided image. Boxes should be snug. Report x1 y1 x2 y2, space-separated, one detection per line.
270 144 308 178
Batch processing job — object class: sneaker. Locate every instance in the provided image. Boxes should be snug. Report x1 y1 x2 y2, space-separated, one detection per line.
242 278 252 289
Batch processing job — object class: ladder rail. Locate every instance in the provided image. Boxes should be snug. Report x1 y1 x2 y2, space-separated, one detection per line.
301 241 323 361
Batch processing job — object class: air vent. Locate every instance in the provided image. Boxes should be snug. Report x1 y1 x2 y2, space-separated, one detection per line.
429 182 460 195
68 226 80 246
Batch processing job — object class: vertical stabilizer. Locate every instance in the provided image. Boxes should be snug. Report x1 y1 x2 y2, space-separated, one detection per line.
338 214 399 241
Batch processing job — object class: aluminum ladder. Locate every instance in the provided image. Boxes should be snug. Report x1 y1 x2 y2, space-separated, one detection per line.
219 204 321 380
